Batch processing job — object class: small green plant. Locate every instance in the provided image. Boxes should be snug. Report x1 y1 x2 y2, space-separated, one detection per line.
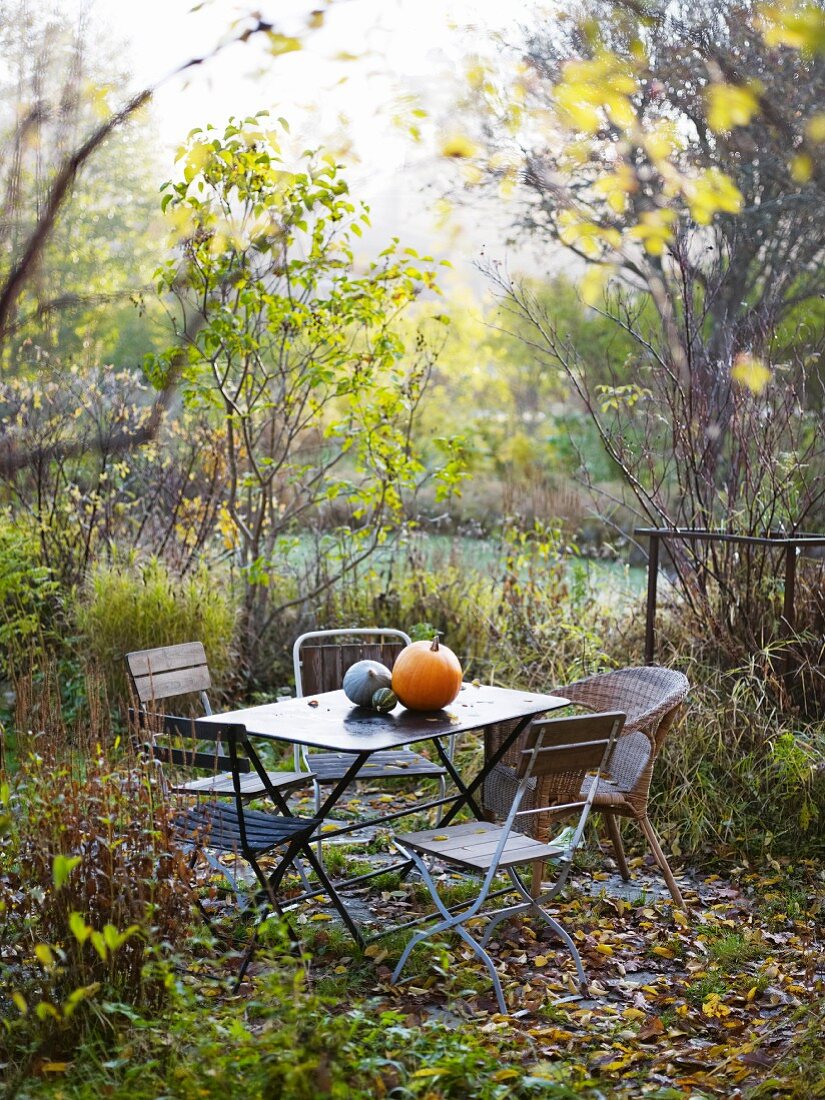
0 516 59 680
684 972 728 1007
0 702 191 1080
705 931 763 969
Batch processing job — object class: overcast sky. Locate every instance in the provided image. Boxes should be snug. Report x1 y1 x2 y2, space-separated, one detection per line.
82 0 558 291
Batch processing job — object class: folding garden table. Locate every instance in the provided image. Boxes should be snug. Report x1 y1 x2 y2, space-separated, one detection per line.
199 682 569 945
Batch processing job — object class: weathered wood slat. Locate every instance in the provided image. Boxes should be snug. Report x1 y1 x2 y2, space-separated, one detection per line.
307 749 446 783
175 770 309 795
126 641 208 677
516 711 625 778
397 822 564 870
130 667 212 704
178 803 319 854
300 640 405 695
135 711 221 742
521 741 611 778
149 745 250 773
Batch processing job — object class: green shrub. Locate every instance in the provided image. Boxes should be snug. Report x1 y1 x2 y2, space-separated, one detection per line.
0 725 191 1082
74 558 236 705
0 516 58 680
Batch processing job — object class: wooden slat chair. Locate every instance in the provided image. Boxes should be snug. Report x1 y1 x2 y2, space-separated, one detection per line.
391 711 624 1015
485 666 690 906
138 712 360 989
292 629 449 815
126 642 309 798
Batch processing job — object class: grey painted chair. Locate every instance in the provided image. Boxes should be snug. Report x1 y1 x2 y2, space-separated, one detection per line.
391 710 623 1014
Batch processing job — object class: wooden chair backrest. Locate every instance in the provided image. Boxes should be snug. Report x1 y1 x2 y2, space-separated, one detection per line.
126 642 212 708
296 634 409 696
517 711 625 779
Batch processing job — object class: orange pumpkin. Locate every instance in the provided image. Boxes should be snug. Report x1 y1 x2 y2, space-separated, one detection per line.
391 636 463 711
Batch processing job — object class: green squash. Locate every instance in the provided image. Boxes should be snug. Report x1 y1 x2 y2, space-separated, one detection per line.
371 687 398 713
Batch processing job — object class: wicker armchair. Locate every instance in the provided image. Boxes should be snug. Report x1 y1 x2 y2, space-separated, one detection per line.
484 666 690 906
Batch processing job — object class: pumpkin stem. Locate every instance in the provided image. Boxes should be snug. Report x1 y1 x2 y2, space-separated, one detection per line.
430 636 441 651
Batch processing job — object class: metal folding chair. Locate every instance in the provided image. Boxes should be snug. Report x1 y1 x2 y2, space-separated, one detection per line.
391 710 624 1014
135 711 361 989
126 642 309 799
292 628 449 817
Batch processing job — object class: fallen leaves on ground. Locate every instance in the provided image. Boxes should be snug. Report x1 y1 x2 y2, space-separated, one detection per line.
207 787 825 1098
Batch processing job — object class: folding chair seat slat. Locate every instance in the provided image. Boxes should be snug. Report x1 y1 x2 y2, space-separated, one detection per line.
177 771 308 796
178 801 320 854
307 750 446 783
396 825 565 870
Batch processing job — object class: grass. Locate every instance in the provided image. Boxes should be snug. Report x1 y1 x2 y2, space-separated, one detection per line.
705 931 765 968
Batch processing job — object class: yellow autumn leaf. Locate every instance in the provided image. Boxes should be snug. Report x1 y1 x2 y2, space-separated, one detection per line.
759 2 825 56
686 167 743 225
593 163 637 213
652 944 676 958
791 153 813 182
702 992 732 1018
595 943 614 956
440 133 480 159
806 112 825 141
534 954 549 967
628 208 677 255
643 120 684 164
732 352 772 394
554 52 639 135
35 944 55 969
554 84 601 134
492 1069 521 1082
580 263 615 307
706 83 761 133
559 211 621 257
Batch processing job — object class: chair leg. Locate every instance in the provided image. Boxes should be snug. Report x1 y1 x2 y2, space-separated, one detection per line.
605 813 631 881
529 904 588 992
435 773 447 823
530 861 545 899
638 815 685 909
233 926 259 993
506 868 588 993
313 779 326 868
453 924 508 1015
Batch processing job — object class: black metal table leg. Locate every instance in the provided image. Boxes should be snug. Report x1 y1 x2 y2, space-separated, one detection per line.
438 714 535 826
